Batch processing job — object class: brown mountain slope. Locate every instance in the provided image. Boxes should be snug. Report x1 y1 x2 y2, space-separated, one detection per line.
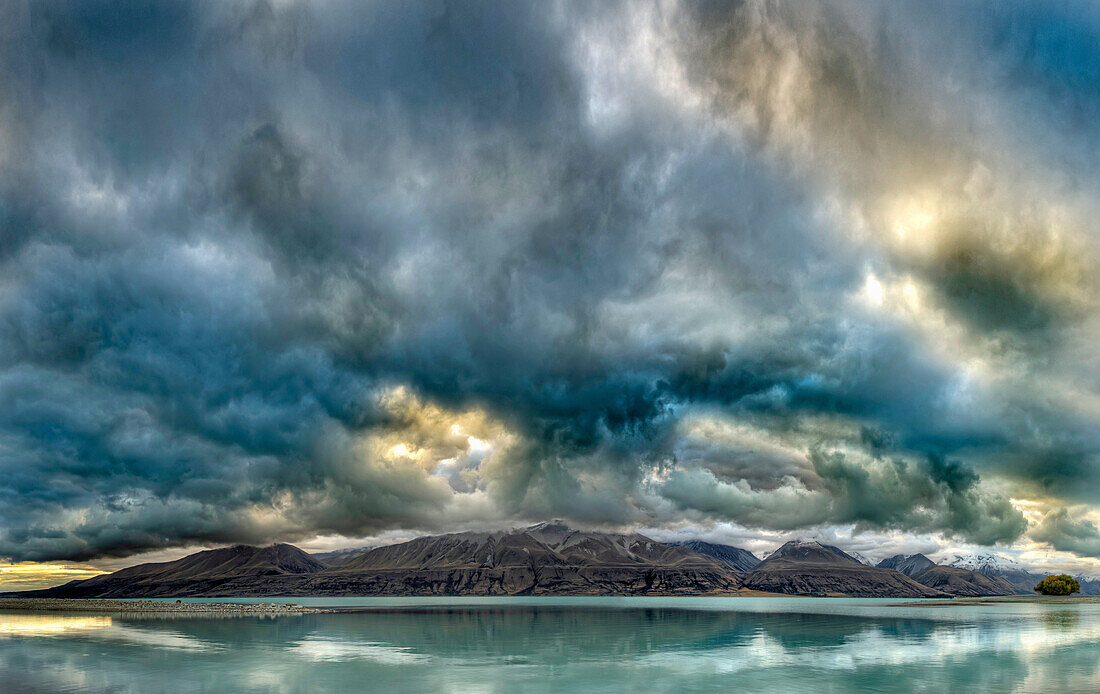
311 546 375 567
15 524 743 598
909 566 1017 596
20 529 1016 599
15 544 326 598
672 540 760 572
878 553 1023 595
876 553 936 576
741 541 948 598
309 522 742 596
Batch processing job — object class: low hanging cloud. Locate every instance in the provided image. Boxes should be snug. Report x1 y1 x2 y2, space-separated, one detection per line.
0 0 1097 564
1031 509 1100 559
655 413 1026 545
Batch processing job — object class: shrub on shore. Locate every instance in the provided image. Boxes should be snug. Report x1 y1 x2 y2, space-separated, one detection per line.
1033 575 1080 596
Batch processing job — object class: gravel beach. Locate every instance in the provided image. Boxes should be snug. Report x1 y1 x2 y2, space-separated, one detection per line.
0 598 327 614
893 595 1100 607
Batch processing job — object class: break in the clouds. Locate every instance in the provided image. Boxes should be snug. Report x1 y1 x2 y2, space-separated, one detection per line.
0 0 1099 568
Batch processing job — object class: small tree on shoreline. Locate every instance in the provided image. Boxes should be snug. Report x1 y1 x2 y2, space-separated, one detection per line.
1033 574 1080 596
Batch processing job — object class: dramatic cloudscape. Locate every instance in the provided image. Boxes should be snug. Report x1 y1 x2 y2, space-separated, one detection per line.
2 0 1100 588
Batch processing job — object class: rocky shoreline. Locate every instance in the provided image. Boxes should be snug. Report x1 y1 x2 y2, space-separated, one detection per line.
0 598 327 614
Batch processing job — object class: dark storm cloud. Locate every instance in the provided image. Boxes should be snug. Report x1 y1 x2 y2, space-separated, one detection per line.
669 0 1100 493
672 0 1097 344
0 0 1095 563
658 436 1026 545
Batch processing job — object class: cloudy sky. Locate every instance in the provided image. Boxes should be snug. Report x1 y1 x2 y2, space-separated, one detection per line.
2 0 1100 589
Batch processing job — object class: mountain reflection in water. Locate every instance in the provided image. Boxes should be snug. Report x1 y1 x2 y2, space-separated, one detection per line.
1 599 1098 693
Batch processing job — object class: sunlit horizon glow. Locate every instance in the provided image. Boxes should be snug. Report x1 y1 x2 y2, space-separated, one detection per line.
0 563 108 592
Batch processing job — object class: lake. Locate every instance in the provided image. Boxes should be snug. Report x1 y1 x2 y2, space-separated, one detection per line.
1 597 1098 693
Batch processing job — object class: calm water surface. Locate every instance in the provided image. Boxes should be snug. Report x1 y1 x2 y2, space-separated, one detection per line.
1 597 1098 693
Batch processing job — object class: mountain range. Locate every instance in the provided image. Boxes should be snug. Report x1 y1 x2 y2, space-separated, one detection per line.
739 541 946 598
877 553 936 576
940 553 1046 594
672 540 760 572
873 553 1017 597
877 551 1100 595
945 553 1100 595
9 524 1087 599
311 546 376 567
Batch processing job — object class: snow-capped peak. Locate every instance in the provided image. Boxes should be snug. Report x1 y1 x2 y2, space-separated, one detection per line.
784 539 825 549
846 551 874 566
945 552 1021 572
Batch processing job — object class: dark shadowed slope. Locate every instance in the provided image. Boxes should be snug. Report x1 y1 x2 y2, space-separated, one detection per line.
12 524 743 598
944 554 1044 594
909 565 1017 596
19 529 1041 599
1076 577 1100 595
877 554 936 576
741 540 947 598
673 540 760 572
15 544 327 598
878 553 1016 595
311 547 375 567
318 522 742 596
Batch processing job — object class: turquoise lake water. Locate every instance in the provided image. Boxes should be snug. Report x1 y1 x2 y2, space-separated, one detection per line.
1 597 1098 693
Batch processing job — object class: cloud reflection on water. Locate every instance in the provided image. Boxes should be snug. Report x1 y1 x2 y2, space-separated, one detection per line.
0 604 1097 692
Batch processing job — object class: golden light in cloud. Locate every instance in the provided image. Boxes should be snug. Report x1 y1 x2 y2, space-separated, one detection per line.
363 385 522 486
389 443 412 458
887 194 938 245
1009 498 1048 526
851 269 995 381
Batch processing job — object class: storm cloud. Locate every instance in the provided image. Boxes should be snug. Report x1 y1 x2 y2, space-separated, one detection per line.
0 0 1098 567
